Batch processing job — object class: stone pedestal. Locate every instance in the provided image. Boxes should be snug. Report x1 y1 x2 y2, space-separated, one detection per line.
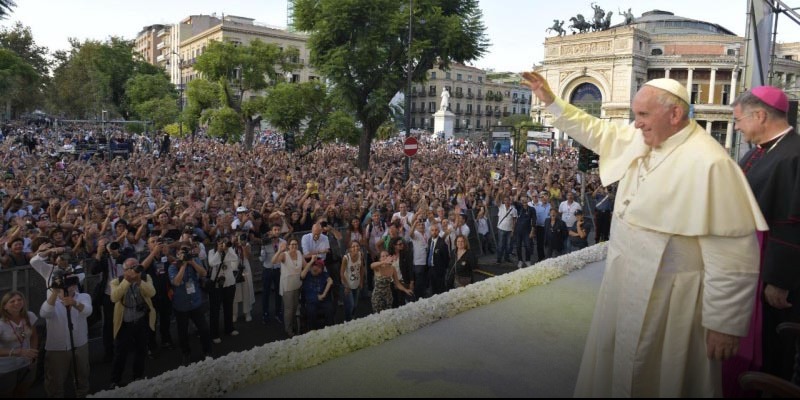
433 109 455 140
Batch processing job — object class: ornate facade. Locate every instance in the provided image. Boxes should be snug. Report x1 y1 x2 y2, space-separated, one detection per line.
533 10 800 151
407 63 532 138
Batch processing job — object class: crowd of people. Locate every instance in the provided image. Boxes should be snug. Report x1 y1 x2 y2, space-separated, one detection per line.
0 119 606 395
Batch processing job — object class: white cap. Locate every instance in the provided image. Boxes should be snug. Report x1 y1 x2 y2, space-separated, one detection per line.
236 206 248 213
643 78 690 105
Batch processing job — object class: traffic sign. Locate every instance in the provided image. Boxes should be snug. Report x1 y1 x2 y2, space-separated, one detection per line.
403 137 418 157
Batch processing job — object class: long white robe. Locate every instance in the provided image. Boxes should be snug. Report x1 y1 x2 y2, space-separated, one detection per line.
547 98 768 397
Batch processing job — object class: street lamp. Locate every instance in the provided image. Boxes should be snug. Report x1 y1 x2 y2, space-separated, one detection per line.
403 0 414 182
168 51 187 140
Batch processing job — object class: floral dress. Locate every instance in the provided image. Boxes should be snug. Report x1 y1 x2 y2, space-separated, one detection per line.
371 275 393 313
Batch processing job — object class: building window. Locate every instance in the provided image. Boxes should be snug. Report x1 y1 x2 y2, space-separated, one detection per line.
722 84 731 104
467 75 472 81
651 48 663 56
429 102 436 113
429 85 436 94
446 72 451 79
478 76 483 83
411 117 416 128
411 102 416 112
457 73 462 81
431 72 437 79
476 119 482 129
691 84 700 104
569 82 603 117
512 107 517 114
467 104 472 113
456 103 461 112
728 49 737 56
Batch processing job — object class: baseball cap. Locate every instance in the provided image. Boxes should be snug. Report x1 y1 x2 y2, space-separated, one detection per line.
236 206 248 213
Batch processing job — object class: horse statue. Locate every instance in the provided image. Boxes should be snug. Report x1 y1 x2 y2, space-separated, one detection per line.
546 19 566 36
619 8 634 25
602 11 613 30
590 2 605 31
569 14 592 34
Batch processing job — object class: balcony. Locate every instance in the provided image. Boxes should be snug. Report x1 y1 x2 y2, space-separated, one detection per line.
455 92 463 98
494 110 501 117
156 42 166 50
157 29 168 38
419 91 427 97
411 91 418 97
512 98 519 103
427 90 436 97
156 54 166 62
465 110 472 115
503 111 511 117
475 110 482 116
455 110 462 115
476 94 484 100
495 96 503 102
466 93 474 99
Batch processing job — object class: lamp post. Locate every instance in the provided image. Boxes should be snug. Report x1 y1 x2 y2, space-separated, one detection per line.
169 50 185 140
403 0 414 182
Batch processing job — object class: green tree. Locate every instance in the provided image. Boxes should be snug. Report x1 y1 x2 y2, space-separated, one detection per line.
191 39 299 148
0 0 15 20
125 72 178 129
0 22 47 116
0 48 38 119
294 0 488 170
49 37 152 119
202 106 243 143
183 78 221 137
262 81 358 150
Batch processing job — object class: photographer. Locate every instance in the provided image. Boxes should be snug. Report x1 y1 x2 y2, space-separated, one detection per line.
108 258 155 389
207 237 238 343
87 237 134 363
39 263 92 398
31 242 86 296
168 243 211 364
140 236 174 351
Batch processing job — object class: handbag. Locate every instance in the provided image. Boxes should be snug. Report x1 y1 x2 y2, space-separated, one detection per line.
445 263 456 290
202 252 225 291
233 265 246 284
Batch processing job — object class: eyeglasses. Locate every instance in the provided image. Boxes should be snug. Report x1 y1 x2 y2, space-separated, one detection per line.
124 265 142 271
733 113 754 124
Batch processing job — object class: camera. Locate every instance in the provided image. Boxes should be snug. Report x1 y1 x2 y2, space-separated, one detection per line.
179 247 192 261
50 267 79 290
108 242 121 251
320 221 329 228
238 233 248 243
132 264 144 273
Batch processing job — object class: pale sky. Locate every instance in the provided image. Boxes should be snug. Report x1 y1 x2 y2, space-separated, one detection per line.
3 0 800 72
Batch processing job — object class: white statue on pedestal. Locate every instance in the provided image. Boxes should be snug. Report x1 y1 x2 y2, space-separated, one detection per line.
440 88 450 111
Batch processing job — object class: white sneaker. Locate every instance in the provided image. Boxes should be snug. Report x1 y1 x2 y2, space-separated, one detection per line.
231 330 239 336
245 314 252 322
212 338 222 344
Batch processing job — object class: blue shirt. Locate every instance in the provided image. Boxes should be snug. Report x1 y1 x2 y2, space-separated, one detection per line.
302 270 331 305
169 262 203 312
533 201 551 227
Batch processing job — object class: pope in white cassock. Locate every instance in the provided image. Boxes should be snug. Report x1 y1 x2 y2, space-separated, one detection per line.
522 72 768 397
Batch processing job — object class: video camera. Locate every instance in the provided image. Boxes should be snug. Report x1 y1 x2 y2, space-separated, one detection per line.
50 267 80 291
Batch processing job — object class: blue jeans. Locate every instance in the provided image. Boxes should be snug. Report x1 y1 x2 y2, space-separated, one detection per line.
343 287 361 321
515 230 533 262
262 268 282 320
497 229 513 262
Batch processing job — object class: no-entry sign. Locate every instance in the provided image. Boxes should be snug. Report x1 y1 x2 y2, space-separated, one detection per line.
403 137 418 157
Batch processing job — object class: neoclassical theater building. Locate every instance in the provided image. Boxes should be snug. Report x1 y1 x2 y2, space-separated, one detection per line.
533 9 800 152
